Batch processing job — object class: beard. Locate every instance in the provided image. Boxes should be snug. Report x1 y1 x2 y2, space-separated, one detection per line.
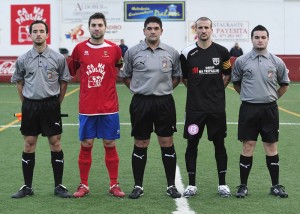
91 34 104 40
146 36 159 44
255 46 266 51
199 34 209 41
199 37 208 42
33 40 45 46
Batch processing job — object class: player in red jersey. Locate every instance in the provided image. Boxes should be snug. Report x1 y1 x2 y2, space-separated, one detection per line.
68 12 125 198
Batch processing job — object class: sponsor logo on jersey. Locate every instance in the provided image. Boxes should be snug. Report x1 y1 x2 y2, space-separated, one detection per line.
86 63 106 88
190 49 198 56
86 63 105 76
192 67 199 74
88 75 103 88
199 66 220 74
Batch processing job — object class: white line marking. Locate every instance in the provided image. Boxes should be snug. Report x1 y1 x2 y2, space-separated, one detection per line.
173 165 196 214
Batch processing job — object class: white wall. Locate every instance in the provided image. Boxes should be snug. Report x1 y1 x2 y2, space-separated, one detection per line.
186 0 300 54
284 0 300 54
0 0 299 56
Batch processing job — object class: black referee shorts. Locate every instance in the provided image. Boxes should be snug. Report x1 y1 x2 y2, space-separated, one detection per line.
130 94 177 140
21 96 62 137
238 101 279 142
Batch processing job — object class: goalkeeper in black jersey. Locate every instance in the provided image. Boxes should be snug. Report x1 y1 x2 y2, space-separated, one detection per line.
180 17 232 198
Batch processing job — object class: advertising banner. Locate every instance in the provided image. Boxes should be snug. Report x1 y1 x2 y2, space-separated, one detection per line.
124 1 185 21
61 1 123 23
211 21 249 42
11 4 51 45
61 1 124 49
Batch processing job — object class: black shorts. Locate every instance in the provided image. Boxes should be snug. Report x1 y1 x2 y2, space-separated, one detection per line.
238 101 279 142
130 94 177 140
184 111 227 141
21 96 62 137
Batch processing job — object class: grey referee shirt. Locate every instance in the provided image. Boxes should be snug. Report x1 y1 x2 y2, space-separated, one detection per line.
11 46 71 99
119 41 182 96
231 49 290 103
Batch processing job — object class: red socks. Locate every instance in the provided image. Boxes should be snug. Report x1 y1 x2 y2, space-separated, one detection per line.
104 146 120 186
78 144 93 186
78 145 120 187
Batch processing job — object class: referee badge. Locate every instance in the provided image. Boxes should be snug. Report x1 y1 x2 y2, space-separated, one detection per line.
47 71 52 79
268 70 273 78
160 56 169 69
162 59 167 68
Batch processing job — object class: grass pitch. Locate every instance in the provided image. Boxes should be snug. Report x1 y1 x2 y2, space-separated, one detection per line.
0 83 299 214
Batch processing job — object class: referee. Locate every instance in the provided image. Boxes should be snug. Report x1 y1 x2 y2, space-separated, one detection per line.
11 20 71 198
119 16 182 199
232 25 289 198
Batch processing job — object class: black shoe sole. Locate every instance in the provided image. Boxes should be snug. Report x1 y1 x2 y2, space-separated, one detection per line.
12 194 33 199
236 194 247 198
128 193 144 199
167 193 181 198
270 193 288 198
54 192 72 198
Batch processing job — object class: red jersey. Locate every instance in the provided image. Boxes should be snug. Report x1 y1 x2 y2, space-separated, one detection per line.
68 39 123 115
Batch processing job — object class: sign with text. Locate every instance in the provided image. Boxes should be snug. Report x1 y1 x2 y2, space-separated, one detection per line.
61 1 125 52
61 1 123 23
11 4 51 45
124 1 185 21
212 21 249 42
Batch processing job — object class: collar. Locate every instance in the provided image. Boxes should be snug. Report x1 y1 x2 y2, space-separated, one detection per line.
250 48 270 59
30 46 50 58
141 40 166 51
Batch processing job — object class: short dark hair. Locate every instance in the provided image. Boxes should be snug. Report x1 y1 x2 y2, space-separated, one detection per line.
144 16 162 29
251 25 269 38
29 20 48 34
195 17 212 28
88 12 107 27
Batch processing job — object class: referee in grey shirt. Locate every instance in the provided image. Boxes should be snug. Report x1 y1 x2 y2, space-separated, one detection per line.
119 16 182 199
11 20 71 199
231 25 289 198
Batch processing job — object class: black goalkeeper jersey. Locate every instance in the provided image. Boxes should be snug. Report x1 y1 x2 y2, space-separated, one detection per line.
180 42 231 112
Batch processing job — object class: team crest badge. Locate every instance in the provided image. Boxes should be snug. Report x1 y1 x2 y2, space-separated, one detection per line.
212 58 220 65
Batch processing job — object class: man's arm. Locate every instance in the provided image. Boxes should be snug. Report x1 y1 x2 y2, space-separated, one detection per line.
172 77 180 89
182 78 187 87
277 85 289 99
122 77 131 89
223 74 231 88
59 80 68 103
16 80 24 102
233 82 241 94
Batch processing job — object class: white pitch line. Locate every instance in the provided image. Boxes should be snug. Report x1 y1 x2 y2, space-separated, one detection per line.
172 165 196 214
